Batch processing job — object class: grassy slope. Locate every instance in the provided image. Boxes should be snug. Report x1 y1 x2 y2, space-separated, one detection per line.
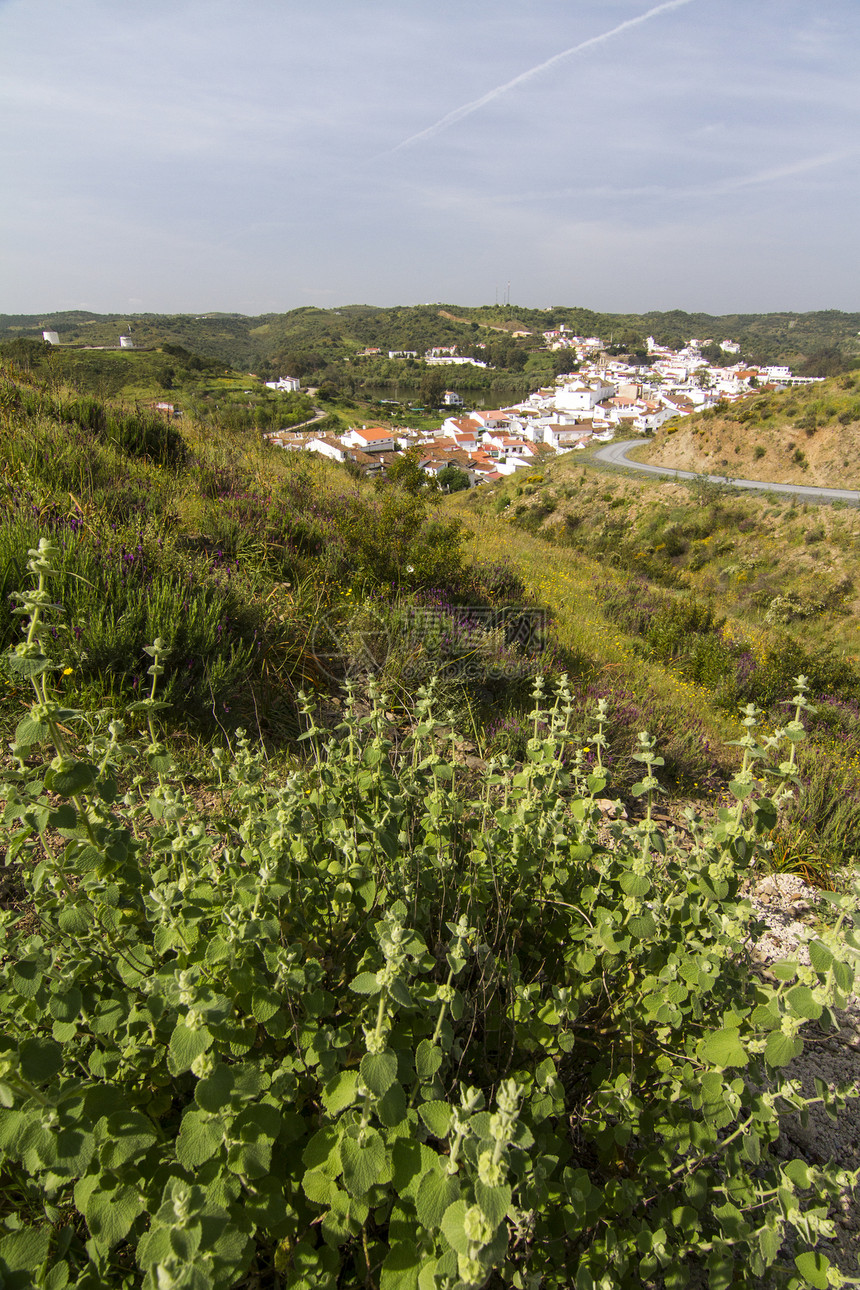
448 446 860 872
0 368 485 754
451 494 742 788
5 356 860 871
642 373 860 488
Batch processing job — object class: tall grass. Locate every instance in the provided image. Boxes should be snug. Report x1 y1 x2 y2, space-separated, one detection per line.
0 369 553 742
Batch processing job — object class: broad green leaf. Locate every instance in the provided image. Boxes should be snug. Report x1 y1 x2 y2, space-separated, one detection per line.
49 988 82 1023
48 760 97 797
391 1140 441 1201
0 1227 52 1290
627 911 656 940
6 654 52 678
416 1171 459 1230
476 1180 511 1227
742 1129 760 1164
418 1259 439 1290
96 1110 158 1167
619 872 651 898
440 1199 470 1255
80 1179 144 1250
376 1081 407 1129
228 1135 272 1179
419 1100 452 1139
758 1223 781 1265
381 1242 422 1290
340 1129 387 1197
303 1169 339 1205
350 972 381 995
40 1266 69 1290
195 1063 234 1113
786 986 822 1021
765 1031 803 1068
416 1040 443 1081
784 1160 811 1189
808 941 834 974
176 1109 224 1168
698 1028 748 1069
251 988 281 1024
11 960 42 999
794 1252 830 1289
302 1126 342 1178
15 716 50 747
361 1050 398 1097
19 1038 63 1085
322 1070 360 1116
167 1019 213 1076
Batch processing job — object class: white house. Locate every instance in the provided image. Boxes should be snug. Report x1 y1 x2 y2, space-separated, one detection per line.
305 435 346 463
633 404 674 434
471 410 513 430
265 376 301 393
554 377 616 413
341 427 398 453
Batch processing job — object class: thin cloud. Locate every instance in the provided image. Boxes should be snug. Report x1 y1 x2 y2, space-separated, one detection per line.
386 0 696 154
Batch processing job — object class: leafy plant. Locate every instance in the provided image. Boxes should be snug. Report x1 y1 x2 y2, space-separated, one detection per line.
1 543 859 1288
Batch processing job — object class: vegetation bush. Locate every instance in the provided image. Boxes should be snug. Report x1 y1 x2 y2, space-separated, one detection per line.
1 543 859 1288
2 380 186 466
0 375 494 733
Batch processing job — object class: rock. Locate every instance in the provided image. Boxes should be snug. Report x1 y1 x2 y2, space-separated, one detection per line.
596 799 627 820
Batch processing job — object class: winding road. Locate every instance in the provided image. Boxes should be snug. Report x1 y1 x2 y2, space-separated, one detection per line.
593 439 860 504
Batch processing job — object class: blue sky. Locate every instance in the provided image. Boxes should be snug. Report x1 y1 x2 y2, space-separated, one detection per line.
2 0 858 315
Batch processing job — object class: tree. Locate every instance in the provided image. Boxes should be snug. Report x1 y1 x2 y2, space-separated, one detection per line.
419 368 446 406
436 465 470 493
387 447 434 496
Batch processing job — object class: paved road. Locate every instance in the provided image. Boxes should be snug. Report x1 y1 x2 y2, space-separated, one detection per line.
593 439 860 504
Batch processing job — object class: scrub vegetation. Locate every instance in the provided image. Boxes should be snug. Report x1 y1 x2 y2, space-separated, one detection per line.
2 361 860 1288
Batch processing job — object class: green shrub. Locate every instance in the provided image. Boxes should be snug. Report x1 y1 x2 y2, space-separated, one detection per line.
1 545 858 1289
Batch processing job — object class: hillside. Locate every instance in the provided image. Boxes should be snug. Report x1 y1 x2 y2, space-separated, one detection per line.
642 372 860 488
454 444 860 871
3 303 860 376
3 362 860 1287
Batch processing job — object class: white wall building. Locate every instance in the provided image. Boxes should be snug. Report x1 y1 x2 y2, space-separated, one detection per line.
304 436 346 462
554 377 616 413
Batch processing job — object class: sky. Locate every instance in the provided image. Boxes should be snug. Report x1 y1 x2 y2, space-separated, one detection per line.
2 0 859 317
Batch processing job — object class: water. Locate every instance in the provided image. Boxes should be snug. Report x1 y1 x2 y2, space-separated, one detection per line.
359 384 497 411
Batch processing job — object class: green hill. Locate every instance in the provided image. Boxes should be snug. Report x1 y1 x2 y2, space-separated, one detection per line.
3 302 859 379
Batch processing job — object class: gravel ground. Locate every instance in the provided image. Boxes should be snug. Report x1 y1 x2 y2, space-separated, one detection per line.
749 872 860 1278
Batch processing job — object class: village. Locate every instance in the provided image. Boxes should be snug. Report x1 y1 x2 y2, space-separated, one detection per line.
263 330 823 485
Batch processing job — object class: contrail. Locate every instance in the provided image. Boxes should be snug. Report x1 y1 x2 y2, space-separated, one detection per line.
387 0 696 154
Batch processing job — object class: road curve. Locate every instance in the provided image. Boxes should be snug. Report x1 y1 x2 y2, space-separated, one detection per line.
593 439 860 505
